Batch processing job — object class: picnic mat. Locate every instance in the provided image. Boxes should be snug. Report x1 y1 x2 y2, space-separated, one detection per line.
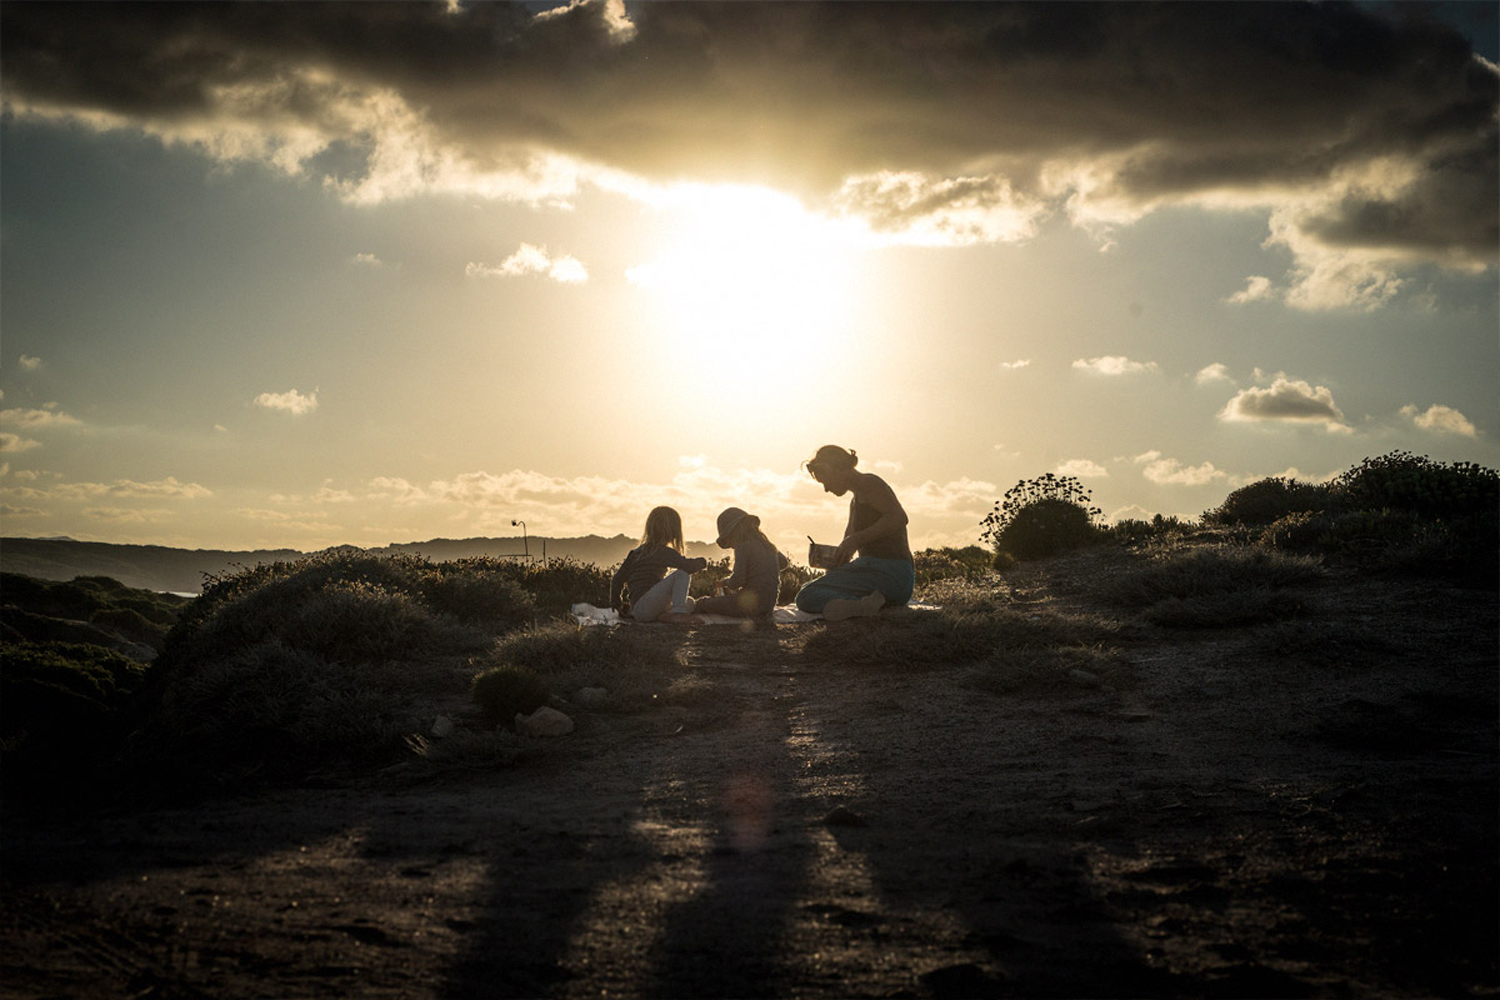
570 602 940 627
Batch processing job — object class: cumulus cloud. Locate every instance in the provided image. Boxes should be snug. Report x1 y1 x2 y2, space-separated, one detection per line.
1134 451 1227 487
999 359 1032 371
0 433 41 453
1195 363 1234 385
467 243 588 283
1219 375 1351 432
1073 356 1158 376
253 388 319 415
17 355 43 371
1226 276 1275 305
0 405 81 428
1401 403 1477 437
351 252 384 267
1055 459 1108 479
2 2 1491 292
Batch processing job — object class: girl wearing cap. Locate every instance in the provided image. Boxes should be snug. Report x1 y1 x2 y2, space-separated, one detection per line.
796 444 914 620
690 507 788 619
610 506 709 622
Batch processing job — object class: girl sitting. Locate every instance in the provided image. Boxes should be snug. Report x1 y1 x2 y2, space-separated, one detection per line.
691 507 788 620
610 506 708 622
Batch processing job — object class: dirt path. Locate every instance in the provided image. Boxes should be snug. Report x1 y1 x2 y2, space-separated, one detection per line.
3 567 1496 998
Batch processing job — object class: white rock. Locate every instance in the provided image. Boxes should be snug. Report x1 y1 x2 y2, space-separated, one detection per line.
515 706 575 737
431 715 456 737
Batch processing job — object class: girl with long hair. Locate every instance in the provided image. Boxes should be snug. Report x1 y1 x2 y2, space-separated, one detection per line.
609 506 708 622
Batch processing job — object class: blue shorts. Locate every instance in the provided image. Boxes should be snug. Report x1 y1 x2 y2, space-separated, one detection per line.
794 556 915 613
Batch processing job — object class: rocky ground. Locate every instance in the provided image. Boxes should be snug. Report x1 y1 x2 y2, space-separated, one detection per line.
3 552 1496 999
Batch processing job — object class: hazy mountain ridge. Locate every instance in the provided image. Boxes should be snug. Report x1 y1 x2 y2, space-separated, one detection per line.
1 535 722 595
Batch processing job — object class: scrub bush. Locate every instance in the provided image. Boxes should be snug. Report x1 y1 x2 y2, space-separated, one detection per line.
1327 451 1498 519
982 475 1102 561
471 665 550 723
1 640 147 802
915 546 994 586
1203 477 1330 526
1100 545 1324 628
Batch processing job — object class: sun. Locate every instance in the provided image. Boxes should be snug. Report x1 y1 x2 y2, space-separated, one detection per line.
626 184 864 387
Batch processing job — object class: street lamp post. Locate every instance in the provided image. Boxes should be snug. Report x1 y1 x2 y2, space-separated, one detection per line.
512 519 528 558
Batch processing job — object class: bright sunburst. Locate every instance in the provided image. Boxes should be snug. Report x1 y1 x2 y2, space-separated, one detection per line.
626 184 864 387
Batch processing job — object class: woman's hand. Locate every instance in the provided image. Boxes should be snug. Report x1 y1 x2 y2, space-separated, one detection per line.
832 537 857 567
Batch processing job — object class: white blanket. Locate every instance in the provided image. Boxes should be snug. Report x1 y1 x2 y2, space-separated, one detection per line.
569 601 940 627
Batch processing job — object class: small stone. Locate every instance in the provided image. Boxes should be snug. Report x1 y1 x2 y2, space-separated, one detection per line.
576 686 609 707
431 715 456 738
1067 669 1101 688
515 706 574 737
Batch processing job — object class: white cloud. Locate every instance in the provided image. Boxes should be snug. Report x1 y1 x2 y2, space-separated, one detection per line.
467 243 588 283
17 355 44 371
831 170 1049 247
0 405 81 428
1135 453 1227 487
1 504 47 518
351 252 384 267
1055 459 1108 478
253 388 319 415
0 433 41 453
367 476 431 504
1227 465 1341 488
1219 375 1351 433
84 506 172 524
1195 363 1234 385
1225 276 1276 305
1073 356 1159 376
55 477 213 500
1400 403 1477 437
999 359 1032 370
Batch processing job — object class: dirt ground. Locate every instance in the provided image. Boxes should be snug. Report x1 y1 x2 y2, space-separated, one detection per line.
3 554 1496 999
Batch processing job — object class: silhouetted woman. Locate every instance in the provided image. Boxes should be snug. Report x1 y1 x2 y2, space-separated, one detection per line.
795 445 914 620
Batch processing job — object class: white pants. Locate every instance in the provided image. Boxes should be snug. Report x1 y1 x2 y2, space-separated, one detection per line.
630 569 696 621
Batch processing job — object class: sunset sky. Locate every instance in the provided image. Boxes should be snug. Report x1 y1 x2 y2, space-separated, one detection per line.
2 1 1496 556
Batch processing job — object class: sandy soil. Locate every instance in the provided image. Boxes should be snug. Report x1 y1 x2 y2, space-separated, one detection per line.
3 554 1496 999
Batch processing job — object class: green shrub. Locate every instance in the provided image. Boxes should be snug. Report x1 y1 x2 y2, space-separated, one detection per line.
994 497 1099 560
1102 545 1323 626
423 562 538 628
135 638 446 787
471 666 550 723
1103 514 1191 546
1204 477 1330 527
472 622 686 715
982 474 1102 561
914 546 994 586
1328 451 1498 519
507 557 612 614
1 640 148 803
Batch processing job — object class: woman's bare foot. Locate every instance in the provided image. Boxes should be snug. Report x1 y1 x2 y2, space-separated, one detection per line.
821 591 885 621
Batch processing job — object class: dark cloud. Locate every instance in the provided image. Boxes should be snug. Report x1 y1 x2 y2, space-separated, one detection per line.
3 1 1495 267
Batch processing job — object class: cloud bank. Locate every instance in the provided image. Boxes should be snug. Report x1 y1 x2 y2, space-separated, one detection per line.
3 1 1493 307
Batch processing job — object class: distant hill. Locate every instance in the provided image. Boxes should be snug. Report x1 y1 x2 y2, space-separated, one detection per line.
1 535 722 595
